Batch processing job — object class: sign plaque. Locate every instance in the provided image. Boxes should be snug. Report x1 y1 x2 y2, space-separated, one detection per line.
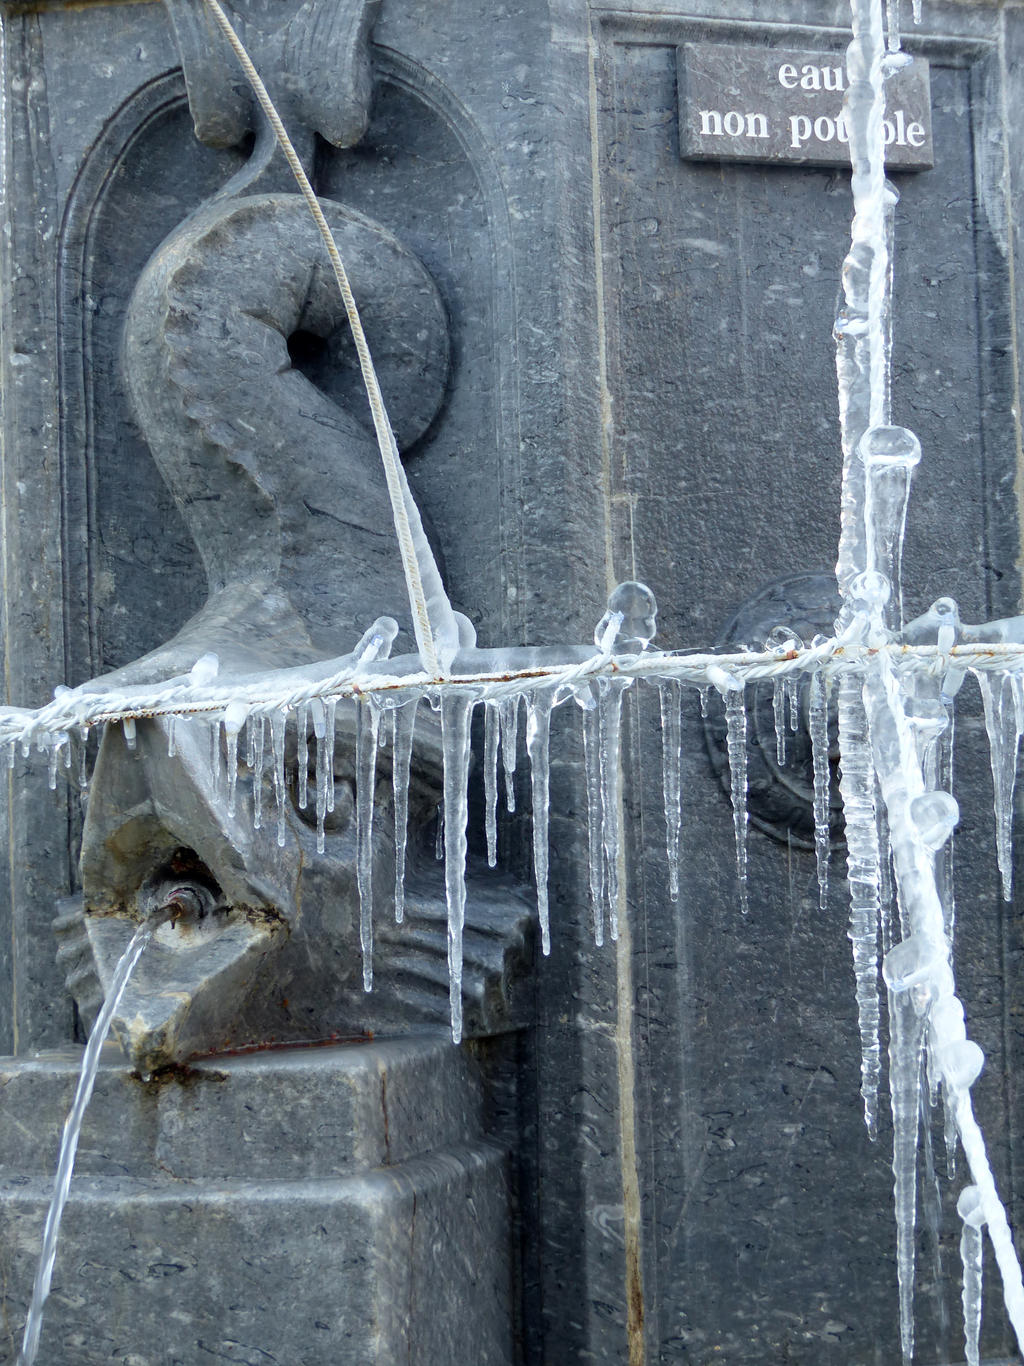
678 42 934 171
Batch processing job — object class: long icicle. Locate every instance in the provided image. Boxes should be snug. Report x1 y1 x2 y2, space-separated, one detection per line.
809 670 832 908
440 692 475 1042
527 691 555 956
598 682 627 941
658 680 683 901
356 700 380 992
483 702 500 868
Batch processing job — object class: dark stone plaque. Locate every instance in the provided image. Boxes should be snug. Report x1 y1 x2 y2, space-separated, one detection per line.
679 42 933 170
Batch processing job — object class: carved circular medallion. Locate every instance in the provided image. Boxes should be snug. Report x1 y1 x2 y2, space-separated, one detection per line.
703 572 844 850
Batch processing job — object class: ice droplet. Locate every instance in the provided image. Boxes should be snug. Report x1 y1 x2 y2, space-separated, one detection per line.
188 652 219 686
595 581 658 652
909 790 959 852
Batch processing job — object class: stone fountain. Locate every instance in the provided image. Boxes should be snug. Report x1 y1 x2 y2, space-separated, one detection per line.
1 0 1024 1363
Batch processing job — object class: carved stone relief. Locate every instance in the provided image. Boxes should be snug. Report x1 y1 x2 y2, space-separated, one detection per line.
53 0 530 1074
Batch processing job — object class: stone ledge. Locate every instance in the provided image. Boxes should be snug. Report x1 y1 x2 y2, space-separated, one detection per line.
0 1036 484 1180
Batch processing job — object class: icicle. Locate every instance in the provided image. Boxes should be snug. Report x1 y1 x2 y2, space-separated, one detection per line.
209 717 221 795
930 993 965 1183
499 695 519 813
440 692 476 1043
270 708 287 848
912 0 921 21
920 1090 951 1348
878 798 894 955
483 702 499 868
391 700 417 924
251 714 265 830
861 426 921 628
310 698 328 854
958 1185 986 1366
77 728 89 790
526 690 555 955
944 1091 959 1179
772 680 787 765
166 715 177 759
61 736 72 771
975 670 1020 901
46 740 59 791
658 680 682 901
786 676 800 733
122 717 137 752
580 698 605 946
223 700 248 818
837 674 882 1138
699 685 710 720
809 670 831 908
598 681 627 940
378 709 392 749
710 667 748 916
355 700 380 992
885 0 901 51
325 700 337 814
765 627 800 766
883 936 932 1362
295 702 309 809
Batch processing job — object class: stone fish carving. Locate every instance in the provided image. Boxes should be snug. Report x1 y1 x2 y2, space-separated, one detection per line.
55 0 531 1074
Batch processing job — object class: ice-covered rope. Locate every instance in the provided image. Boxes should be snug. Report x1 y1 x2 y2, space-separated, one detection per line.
200 0 458 678
5 635 1024 746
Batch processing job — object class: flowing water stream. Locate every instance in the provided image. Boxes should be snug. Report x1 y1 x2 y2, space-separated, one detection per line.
16 914 165 1366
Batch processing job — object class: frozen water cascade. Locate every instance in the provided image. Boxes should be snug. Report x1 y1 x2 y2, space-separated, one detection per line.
7 0 1024 1358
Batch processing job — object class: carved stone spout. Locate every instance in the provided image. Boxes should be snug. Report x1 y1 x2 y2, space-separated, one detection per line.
61 0 532 1072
